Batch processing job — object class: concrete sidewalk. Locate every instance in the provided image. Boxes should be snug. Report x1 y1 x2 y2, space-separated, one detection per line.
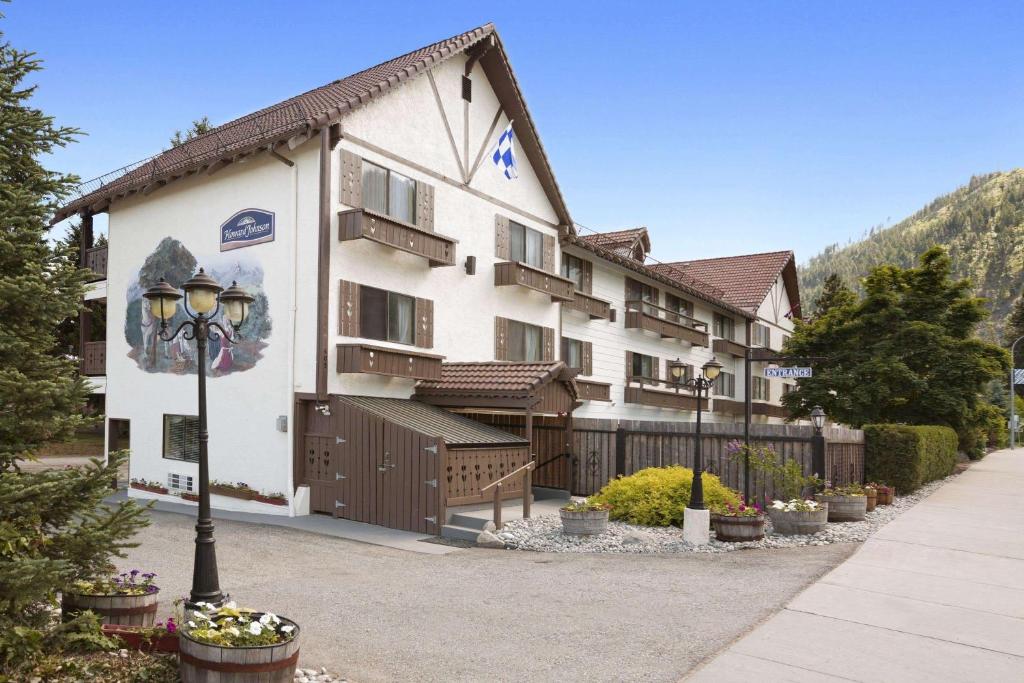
689 449 1024 682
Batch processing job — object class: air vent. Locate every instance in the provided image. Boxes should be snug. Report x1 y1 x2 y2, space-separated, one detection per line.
168 472 194 493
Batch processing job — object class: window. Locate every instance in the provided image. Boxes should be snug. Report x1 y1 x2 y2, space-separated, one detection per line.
361 160 416 224
665 293 693 322
752 323 771 347
562 337 583 370
626 278 658 314
360 286 414 345
782 383 794 395
782 334 791 350
509 221 544 268
508 320 543 361
163 414 199 463
561 253 586 290
713 314 735 341
713 371 736 398
752 376 771 401
631 353 656 379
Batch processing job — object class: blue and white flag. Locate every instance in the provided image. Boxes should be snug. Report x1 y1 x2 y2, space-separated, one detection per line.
491 121 518 180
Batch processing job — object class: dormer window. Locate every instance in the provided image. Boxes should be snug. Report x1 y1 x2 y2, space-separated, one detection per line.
362 160 416 224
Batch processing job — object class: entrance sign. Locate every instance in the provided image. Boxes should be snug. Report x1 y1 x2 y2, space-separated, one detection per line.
1014 369 1024 385
220 208 275 251
763 366 812 379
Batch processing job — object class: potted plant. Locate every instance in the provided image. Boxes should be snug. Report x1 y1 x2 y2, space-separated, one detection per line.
767 499 828 535
710 500 765 542
816 483 868 522
559 498 612 535
864 483 878 512
179 601 300 682
103 617 179 653
62 569 160 626
180 491 199 502
256 491 288 506
874 483 895 505
209 480 259 501
130 478 168 495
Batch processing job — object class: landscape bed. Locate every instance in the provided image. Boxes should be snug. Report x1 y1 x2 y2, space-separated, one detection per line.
498 474 954 554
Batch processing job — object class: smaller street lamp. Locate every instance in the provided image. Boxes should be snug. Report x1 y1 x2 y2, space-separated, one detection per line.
809 405 827 484
672 357 723 511
810 405 826 434
143 268 254 607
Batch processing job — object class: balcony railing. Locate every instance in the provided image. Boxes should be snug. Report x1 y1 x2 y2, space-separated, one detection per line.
576 379 612 402
494 261 575 302
338 208 456 267
624 300 709 346
713 338 748 358
80 341 106 376
336 343 444 380
565 290 612 320
85 246 108 281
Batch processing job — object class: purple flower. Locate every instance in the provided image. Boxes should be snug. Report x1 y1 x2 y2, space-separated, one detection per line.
166 617 177 634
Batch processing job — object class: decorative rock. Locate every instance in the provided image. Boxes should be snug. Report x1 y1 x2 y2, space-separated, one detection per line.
621 530 654 545
482 521 496 532
476 530 506 548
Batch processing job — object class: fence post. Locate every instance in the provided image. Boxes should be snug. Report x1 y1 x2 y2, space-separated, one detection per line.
614 426 626 478
493 482 503 529
812 432 826 486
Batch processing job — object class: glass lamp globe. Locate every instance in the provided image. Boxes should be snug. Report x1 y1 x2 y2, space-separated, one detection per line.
182 268 222 315
702 357 724 381
142 278 183 321
669 358 686 381
219 281 255 327
810 405 826 433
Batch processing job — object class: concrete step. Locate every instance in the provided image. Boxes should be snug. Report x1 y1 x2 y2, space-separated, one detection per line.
440 524 483 542
533 486 572 501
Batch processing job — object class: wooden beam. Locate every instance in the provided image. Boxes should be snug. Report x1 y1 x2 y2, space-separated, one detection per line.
426 71 467 182
268 146 294 167
206 158 232 176
141 181 166 196
79 213 93 268
287 129 313 150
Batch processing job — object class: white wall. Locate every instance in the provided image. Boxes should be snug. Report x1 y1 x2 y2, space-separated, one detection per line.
105 147 318 512
564 249 749 423
754 273 798 409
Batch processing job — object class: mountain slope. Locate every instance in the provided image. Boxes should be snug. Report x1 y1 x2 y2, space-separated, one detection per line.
801 169 1024 338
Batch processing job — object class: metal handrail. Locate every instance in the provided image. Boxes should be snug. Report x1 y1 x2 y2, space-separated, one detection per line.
624 299 708 330
480 460 536 530
533 452 571 473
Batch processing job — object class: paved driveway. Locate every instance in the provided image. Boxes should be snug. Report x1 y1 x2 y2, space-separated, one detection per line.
120 510 853 682
690 450 1024 682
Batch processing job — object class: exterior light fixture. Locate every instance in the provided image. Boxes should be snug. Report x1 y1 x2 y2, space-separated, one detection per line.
810 405 826 434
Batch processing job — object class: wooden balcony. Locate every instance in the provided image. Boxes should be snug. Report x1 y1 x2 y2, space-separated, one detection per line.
624 384 708 411
713 338 748 358
338 208 456 267
713 398 793 419
494 261 575 303
337 344 444 380
624 301 709 347
576 380 612 402
80 341 106 376
565 290 612 320
85 246 108 282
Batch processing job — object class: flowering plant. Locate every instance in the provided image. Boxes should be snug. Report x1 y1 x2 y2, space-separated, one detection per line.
820 482 865 496
726 441 820 500
770 499 821 513
561 498 612 513
182 602 296 647
73 569 159 596
711 501 762 517
130 478 166 490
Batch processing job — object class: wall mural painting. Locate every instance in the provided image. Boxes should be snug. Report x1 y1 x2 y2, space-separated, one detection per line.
125 237 272 375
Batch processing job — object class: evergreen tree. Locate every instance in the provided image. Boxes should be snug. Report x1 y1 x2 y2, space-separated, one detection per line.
1004 294 1024 381
0 13 148 661
168 115 212 148
783 247 1008 452
812 273 856 318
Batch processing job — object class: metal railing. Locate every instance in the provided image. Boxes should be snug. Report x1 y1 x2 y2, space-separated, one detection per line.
624 299 708 331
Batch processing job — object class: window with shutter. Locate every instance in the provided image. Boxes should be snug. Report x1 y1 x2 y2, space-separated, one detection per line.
339 280 361 337
163 414 199 463
713 314 735 341
357 285 415 345
509 220 544 268
542 233 556 273
415 180 434 232
340 150 362 208
630 353 656 380
561 253 586 291
495 214 510 260
505 319 545 361
414 298 433 348
713 371 737 398
494 316 509 360
361 160 417 224
562 337 583 370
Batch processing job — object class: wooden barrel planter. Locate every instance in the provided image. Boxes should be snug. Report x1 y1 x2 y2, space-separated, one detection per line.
179 616 300 683
61 589 159 626
815 494 867 522
865 488 877 512
560 508 609 535
102 624 179 653
767 506 829 536
875 486 895 505
712 514 765 542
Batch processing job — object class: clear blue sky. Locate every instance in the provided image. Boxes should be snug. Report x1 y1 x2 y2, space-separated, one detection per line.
9 1 1024 263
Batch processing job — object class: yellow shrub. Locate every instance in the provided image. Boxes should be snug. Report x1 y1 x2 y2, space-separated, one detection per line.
591 466 741 527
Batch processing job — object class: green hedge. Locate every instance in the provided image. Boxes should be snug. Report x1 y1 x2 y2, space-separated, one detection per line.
864 424 958 493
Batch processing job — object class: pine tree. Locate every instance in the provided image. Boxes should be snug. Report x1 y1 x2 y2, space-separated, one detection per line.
812 273 856 318
0 14 148 659
168 115 212 148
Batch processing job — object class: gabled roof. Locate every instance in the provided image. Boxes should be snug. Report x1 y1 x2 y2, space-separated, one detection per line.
415 361 577 401
564 233 754 319
579 228 650 261
665 250 801 316
333 395 527 447
54 23 574 230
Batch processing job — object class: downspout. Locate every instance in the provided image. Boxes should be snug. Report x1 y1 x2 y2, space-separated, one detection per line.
315 127 331 401
744 319 752 502
284 148 299 504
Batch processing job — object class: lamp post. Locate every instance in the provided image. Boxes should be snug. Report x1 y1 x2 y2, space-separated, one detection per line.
143 269 253 607
670 357 723 511
1011 336 1024 449
810 405 826 485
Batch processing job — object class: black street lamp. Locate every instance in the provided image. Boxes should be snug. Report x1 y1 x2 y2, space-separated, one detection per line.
143 268 253 607
810 405 827 484
670 356 723 510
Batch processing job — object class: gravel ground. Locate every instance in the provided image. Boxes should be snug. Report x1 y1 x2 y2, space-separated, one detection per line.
118 510 856 682
501 475 954 554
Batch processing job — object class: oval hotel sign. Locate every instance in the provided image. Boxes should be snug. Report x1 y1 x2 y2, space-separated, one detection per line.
220 208 275 251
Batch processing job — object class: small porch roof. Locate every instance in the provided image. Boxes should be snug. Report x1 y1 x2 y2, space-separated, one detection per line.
414 361 579 412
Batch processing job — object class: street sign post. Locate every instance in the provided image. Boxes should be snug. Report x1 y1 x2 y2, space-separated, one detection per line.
763 366 812 379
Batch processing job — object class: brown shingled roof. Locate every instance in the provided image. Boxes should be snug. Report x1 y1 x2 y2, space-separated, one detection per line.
665 251 800 316
415 361 577 400
578 228 650 261
55 23 573 229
